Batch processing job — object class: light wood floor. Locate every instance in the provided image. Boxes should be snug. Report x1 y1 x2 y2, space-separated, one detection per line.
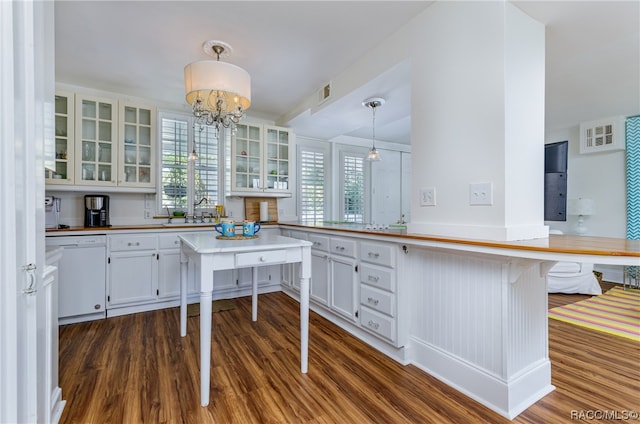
59 282 639 423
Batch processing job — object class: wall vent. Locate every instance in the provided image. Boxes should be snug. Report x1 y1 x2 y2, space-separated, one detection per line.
579 115 626 154
317 82 331 105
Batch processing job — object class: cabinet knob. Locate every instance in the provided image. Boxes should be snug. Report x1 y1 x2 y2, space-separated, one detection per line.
259 256 266 262
368 252 380 258
367 297 379 305
368 275 380 282
94 304 101 310
367 320 380 330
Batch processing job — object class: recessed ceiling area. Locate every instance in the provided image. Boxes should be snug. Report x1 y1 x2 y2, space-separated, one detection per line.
54 1 639 146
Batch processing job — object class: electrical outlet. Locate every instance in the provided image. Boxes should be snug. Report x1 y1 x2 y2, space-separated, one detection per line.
469 182 493 206
420 187 436 206
144 194 154 209
144 210 152 219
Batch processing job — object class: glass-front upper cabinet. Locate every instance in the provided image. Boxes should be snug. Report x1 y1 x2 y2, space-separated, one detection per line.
232 123 263 191
48 91 75 184
264 125 290 191
75 95 117 186
230 122 292 194
118 104 155 188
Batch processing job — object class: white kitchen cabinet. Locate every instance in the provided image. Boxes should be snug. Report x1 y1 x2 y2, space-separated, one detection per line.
308 233 330 305
310 250 330 305
285 230 358 321
231 122 292 195
330 254 358 321
108 234 158 306
47 91 75 184
75 94 118 186
359 240 400 345
118 103 155 188
46 91 157 192
280 226 406 351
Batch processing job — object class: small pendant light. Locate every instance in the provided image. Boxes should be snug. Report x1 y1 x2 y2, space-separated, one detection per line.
363 97 385 161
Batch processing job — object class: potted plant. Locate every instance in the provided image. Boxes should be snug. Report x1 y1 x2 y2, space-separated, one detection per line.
163 168 187 197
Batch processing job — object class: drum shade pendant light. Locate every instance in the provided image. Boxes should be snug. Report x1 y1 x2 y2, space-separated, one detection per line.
363 97 385 161
184 40 251 134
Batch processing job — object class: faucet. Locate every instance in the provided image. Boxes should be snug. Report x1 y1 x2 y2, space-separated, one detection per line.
194 197 208 208
193 197 209 223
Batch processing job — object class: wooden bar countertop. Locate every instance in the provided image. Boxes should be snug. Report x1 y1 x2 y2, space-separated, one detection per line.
278 222 640 264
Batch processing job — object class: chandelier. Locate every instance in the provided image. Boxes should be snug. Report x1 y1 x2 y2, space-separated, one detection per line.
184 40 251 133
363 97 385 161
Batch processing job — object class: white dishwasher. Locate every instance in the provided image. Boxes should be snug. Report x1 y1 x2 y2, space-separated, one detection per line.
46 235 107 324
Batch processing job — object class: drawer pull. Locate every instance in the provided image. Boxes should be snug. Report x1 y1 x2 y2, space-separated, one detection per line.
127 242 140 247
367 320 380 330
335 246 345 251
313 241 322 247
367 275 380 282
368 252 380 258
367 297 379 306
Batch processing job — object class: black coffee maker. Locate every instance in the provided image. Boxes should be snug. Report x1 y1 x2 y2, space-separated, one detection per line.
84 195 110 227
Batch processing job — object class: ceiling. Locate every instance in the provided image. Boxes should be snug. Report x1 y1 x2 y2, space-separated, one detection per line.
55 1 639 146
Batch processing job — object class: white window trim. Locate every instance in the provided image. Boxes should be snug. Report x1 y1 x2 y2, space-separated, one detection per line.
296 138 331 223
157 110 226 215
334 144 370 223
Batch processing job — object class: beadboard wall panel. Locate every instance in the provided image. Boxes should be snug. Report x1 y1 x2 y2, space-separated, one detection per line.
406 247 554 419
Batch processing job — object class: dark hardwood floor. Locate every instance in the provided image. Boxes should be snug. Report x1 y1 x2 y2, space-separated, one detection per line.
59 282 639 423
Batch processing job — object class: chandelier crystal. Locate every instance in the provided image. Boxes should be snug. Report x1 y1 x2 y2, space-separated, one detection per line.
363 97 385 161
184 40 251 133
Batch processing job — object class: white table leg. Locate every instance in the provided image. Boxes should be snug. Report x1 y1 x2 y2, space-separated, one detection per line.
299 246 311 373
199 289 212 407
180 255 188 337
252 266 258 321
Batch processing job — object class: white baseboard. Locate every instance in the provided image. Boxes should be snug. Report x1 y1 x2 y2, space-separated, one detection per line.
408 336 555 420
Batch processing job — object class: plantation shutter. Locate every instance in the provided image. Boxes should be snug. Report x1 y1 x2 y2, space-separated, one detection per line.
299 148 325 223
342 154 364 223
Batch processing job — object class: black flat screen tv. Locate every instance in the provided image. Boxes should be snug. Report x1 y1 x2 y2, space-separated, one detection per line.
544 141 568 221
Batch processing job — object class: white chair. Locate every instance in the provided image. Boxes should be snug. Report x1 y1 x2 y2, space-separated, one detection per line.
547 230 602 295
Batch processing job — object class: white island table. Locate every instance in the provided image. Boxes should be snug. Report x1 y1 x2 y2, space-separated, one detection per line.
178 232 312 407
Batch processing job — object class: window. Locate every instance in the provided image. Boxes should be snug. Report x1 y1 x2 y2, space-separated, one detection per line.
193 125 220 204
160 117 188 210
340 151 365 223
159 114 221 211
298 146 327 223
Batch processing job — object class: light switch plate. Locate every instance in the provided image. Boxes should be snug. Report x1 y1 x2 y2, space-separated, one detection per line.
469 182 493 206
420 187 436 206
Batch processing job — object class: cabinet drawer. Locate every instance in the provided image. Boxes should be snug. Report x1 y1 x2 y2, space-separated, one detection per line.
109 235 157 251
360 264 394 292
289 230 308 241
329 237 357 258
235 249 287 267
360 308 395 343
308 234 330 252
158 233 181 249
360 285 394 316
360 241 395 267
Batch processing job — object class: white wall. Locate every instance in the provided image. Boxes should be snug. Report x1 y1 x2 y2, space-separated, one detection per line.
544 126 626 238
408 1 546 240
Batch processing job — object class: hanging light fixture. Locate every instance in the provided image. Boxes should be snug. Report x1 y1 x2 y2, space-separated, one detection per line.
363 97 385 161
188 124 202 162
184 40 251 133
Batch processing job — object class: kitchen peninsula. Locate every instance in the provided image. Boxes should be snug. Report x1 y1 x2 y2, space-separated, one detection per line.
278 222 640 419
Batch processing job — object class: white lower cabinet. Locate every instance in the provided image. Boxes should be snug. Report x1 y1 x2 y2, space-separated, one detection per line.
329 253 358 322
107 229 282 316
281 227 404 349
359 241 400 346
108 234 158 306
310 250 330 305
